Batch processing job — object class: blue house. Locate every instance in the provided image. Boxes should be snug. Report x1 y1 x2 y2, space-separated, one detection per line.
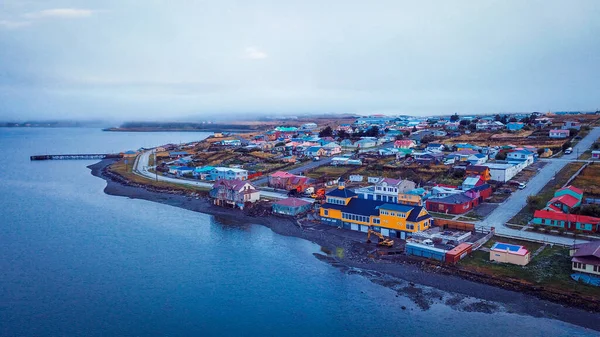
506 122 525 131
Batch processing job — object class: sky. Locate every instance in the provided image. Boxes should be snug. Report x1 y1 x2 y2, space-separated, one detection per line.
0 0 599 121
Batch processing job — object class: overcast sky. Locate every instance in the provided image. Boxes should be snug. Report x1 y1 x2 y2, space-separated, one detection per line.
1 0 599 121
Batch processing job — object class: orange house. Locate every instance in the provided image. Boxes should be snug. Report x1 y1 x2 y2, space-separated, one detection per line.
465 165 491 181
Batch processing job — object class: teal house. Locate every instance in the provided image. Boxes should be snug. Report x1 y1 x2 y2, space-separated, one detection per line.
272 198 312 216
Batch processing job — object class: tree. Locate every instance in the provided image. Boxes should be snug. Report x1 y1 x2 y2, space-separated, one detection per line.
537 148 545 156
500 115 508 124
411 126 417 133
494 114 502 122
319 126 333 138
420 135 435 144
468 123 477 131
337 129 349 139
520 116 531 124
459 120 470 126
365 126 379 137
568 128 579 138
509 117 518 123
450 113 459 122
395 134 405 140
403 130 411 137
495 151 507 160
527 195 544 210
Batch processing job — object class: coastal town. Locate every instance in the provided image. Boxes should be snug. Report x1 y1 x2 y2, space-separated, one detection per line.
97 111 600 311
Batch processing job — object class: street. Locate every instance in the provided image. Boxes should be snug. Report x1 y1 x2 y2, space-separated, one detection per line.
478 127 600 245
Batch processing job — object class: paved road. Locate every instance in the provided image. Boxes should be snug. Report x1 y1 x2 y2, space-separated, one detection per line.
133 150 311 201
252 142 395 186
478 127 600 245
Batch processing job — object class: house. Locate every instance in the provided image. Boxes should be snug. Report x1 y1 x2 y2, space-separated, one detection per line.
506 122 525 131
319 186 433 239
465 165 491 181
397 188 425 206
349 175 364 182
531 210 600 233
268 171 310 191
301 122 318 130
321 142 342 156
194 166 215 179
544 186 583 213
210 179 260 209
426 143 444 152
412 152 444 164
409 130 434 143
507 150 535 166
169 151 189 158
570 241 600 279
394 148 413 159
432 130 447 137
331 157 362 166
467 153 488 166
447 150 479 162
483 163 521 182
549 129 570 139
490 242 530 266
169 166 194 176
122 150 138 158
355 138 377 149
444 122 460 131
306 146 325 158
454 143 478 151
272 197 312 216
394 139 416 149
221 139 242 146
355 178 416 203
562 121 581 130
462 176 484 190
211 167 249 181
425 193 479 215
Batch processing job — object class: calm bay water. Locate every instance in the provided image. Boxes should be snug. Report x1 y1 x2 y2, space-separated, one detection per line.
0 128 595 336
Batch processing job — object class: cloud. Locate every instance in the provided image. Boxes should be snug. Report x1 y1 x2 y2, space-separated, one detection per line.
23 8 95 20
0 20 31 29
243 46 268 60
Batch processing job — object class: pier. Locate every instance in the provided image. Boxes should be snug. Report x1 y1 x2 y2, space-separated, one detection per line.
30 153 123 161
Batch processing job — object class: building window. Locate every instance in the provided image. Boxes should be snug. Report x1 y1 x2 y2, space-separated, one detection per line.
323 210 328 216
406 223 414 230
594 265 599 272
373 218 380 224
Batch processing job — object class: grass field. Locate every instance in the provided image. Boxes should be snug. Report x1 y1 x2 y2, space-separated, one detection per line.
570 163 600 196
460 237 600 298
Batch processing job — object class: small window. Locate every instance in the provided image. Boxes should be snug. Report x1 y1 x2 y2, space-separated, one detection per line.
323 210 329 216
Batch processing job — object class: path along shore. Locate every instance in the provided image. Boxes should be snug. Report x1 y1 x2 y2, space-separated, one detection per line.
89 159 600 331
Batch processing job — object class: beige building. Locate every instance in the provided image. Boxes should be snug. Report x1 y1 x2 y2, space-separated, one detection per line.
489 242 531 266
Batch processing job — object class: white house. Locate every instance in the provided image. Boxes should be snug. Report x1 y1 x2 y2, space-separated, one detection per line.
302 122 318 130
467 153 488 165
483 163 520 182
426 143 445 152
211 167 249 181
549 129 570 139
507 150 535 166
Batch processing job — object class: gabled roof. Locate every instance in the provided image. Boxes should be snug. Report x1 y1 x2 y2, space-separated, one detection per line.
469 183 491 192
427 143 443 147
406 206 432 222
326 188 357 198
270 171 296 178
572 241 600 259
559 185 583 196
463 176 481 186
548 194 580 208
378 178 402 186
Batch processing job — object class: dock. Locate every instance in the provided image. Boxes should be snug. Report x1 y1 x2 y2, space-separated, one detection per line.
30 153 123 161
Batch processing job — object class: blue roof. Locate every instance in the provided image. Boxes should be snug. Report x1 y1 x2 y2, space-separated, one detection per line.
170 151 188 155
176 166 194 171
322 198 384 217
379 203 413 212
327 188 357 198
429 193 474 204
511 150 533 155
492 243 522 252
406 206 432 222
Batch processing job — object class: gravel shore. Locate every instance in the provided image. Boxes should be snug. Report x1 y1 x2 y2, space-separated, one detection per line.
89 159 600 331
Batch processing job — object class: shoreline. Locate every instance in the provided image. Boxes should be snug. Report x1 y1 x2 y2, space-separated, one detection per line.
89 159 600 331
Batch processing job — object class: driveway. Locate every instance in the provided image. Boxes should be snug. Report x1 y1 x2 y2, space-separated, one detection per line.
478 127 600 245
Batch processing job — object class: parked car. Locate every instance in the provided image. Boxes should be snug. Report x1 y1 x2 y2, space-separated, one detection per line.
518 182 527 189
564 147 573 154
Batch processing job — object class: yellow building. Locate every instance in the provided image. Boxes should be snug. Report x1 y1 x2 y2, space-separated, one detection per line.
320 187 432 239
397 192 423 206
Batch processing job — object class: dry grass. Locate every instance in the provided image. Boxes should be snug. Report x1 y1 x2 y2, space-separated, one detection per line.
109 160 209 192
571 164 600 196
